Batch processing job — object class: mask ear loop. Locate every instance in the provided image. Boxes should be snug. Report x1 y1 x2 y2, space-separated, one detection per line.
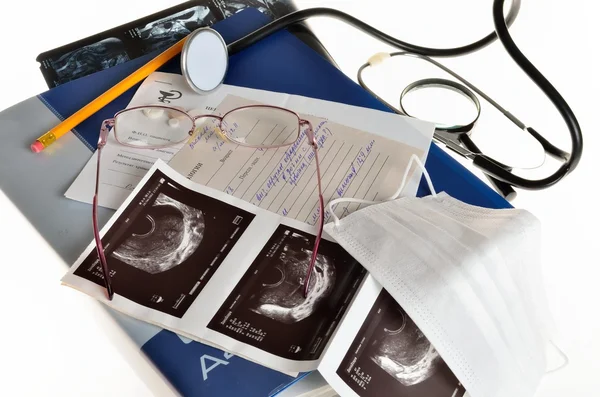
329 154 436 226
388 153 437 200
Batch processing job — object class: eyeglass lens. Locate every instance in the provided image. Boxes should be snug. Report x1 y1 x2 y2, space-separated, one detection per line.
221 106 300 147
96 105 324 299
114 107 194 148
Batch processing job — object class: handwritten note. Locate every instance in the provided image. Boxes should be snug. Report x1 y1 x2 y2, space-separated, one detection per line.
65 72 434 212
169 95 421 226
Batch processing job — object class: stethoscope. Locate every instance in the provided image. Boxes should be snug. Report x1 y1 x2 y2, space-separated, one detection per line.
177 0 582 201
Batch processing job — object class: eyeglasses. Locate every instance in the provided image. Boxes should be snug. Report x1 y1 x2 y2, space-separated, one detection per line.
93 104 324 301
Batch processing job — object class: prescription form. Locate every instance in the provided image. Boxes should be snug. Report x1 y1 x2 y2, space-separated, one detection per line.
65 72 434 225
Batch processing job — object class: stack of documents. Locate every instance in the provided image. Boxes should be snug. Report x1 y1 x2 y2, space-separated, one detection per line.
65 72 433 211
60 71 466 396
62 157 465 396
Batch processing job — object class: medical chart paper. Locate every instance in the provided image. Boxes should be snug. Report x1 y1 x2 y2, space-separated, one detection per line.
65 72 434 213
169 94 424 226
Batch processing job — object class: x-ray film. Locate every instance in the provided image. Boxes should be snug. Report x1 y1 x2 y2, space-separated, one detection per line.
207 224 366 361
36 0 297 88
336 290 466 397
211 0 295 18
73 168 255 318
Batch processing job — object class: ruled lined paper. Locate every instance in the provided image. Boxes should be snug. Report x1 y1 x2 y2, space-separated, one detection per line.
65 72 433 212
169 95 422 225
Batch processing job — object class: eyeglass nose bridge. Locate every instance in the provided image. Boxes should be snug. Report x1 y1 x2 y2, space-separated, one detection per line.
189 114 222 134
189 114 230 142
192 114 223 122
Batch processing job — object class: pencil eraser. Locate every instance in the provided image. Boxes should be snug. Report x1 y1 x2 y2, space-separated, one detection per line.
31 141 44 153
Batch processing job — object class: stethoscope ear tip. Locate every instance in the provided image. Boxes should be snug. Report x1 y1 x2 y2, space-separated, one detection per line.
181 27 229 94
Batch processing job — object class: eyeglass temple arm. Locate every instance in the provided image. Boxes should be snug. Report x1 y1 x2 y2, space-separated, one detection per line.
93 119 115 300
301 120 325 298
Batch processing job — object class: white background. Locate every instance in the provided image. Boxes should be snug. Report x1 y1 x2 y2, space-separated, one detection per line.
0 0 598 396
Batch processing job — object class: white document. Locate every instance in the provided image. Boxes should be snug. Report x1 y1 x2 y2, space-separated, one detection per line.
62 160 370 375
65 72 434 212
169 94 427 227
61 160 467 396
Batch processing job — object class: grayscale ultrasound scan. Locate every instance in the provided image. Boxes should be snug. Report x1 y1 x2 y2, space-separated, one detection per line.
369 306 442 386
74 170 255 318
208 224 366 360
337 290 466 397
213 0 295 18
48 38 130 84
248 233 336 324
111 193 205 274
137 6 215 54
37 1 300 87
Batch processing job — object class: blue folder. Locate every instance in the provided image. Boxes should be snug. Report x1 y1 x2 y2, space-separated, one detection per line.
39 8 510 210
12 7 511 397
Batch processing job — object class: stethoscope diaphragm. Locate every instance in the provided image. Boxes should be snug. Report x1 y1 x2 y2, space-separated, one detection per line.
399 78 481 135
181 27 229 94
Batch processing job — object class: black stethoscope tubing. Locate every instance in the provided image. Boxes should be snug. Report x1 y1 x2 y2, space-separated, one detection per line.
225 0 582 193
356 52 520 199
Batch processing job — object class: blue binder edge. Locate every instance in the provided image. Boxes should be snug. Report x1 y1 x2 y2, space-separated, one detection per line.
39 8 510 211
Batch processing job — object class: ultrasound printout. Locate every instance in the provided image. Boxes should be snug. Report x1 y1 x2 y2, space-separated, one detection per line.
37 2 221 87
207 224 366 361
36 0 298 87
336 290 466 397
73 168 254 318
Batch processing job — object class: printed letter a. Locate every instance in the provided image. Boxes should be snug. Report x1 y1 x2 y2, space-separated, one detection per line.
200 354 230 381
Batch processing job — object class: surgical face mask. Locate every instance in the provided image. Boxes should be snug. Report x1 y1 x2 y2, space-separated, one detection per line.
415 192 557 344
323 155 567 397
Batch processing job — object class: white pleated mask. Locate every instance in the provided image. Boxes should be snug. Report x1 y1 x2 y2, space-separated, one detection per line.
323 155 567 397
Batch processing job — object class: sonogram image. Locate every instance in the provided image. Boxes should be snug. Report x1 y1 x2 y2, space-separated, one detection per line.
73 170 255 318
336 290 465 397
369 307 442 386
208 224 366 361
248 233 336 324
212 0 296 18
137 6 216 54
49 37 129 83
111 193 205 274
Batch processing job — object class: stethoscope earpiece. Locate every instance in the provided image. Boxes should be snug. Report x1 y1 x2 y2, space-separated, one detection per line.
181 27 229 94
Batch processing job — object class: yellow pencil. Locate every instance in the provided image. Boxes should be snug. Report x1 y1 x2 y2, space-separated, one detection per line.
31 36 188 153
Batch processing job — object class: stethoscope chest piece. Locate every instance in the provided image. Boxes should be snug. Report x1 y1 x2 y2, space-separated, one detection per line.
181 27 229 94
399 78 481 135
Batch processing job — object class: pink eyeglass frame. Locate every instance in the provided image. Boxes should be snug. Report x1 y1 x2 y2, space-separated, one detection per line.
93 104 324 301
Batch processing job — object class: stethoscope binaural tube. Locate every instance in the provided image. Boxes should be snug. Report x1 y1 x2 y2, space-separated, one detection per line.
227 2 522 57
486 0 582 190
181 0 582 194
394 76 519 199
